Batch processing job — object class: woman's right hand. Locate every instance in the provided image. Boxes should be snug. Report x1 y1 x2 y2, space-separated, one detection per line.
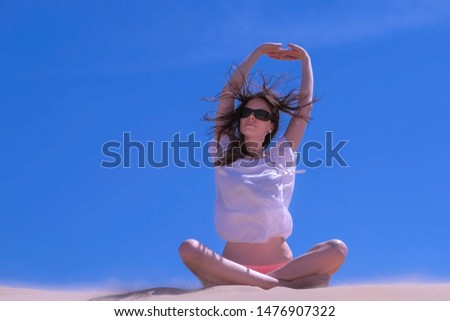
255 42 283 57
266 43 310 62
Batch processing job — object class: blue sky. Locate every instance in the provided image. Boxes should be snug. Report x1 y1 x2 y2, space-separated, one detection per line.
1 1 450 290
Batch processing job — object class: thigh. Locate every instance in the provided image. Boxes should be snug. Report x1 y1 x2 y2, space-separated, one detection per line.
268 239 347 280
178 239 222 264
178 239 282 289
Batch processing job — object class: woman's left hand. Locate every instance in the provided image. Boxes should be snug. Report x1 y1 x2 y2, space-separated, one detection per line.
267 43 310 62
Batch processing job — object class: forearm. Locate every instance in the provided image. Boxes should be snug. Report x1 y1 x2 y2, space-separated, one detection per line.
299 56 313 104
296 57 314 119
217 46 267 117
224 48 262 93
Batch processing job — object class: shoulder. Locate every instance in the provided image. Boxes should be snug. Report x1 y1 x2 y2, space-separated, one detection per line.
209 134 231 163
268 136 296 166
210 134 231 152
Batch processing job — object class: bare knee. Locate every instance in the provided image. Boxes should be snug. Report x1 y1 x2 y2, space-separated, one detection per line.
178 239 202 264
325 239 348 263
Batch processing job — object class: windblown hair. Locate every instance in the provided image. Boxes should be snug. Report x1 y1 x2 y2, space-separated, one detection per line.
204 70 318 167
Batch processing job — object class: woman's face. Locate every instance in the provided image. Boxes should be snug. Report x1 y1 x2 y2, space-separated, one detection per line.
239 98 274 143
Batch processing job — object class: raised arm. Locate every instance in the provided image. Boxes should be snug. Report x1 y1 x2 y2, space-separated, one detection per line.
215 43 282 139
268 43 314 151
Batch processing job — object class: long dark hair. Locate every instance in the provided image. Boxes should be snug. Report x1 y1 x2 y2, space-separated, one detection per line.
204 71 317 167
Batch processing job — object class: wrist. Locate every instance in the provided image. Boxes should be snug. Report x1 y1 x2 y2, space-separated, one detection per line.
301 55 311 64
252 46 265 58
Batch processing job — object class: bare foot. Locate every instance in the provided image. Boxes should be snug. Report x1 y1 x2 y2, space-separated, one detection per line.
279 274 330 289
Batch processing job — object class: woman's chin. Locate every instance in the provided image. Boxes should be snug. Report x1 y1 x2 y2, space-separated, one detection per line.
242 130 260 138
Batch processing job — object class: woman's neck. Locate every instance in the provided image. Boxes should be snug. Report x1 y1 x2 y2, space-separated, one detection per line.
244 140 265 158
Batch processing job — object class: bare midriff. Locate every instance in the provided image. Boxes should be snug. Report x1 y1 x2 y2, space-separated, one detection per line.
222 237 293 266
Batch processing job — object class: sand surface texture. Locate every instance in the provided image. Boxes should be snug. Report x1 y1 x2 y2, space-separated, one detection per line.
1 283 450 301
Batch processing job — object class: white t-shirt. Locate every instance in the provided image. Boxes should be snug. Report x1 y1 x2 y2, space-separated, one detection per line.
210 135 298 243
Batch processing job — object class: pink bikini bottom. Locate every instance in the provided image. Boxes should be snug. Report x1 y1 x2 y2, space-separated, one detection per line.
244 262 286 274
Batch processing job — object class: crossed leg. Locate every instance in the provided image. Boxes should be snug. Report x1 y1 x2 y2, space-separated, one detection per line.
268 240 348 282
178 239 347 290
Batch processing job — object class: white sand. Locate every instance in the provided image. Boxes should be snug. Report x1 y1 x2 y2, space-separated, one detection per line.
1 283 450 301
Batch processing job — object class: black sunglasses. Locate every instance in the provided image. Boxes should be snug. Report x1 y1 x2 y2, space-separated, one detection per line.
240 107 274 121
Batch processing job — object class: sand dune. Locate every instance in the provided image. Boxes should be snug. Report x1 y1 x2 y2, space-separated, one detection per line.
0 286 112 301
1 283 450 301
